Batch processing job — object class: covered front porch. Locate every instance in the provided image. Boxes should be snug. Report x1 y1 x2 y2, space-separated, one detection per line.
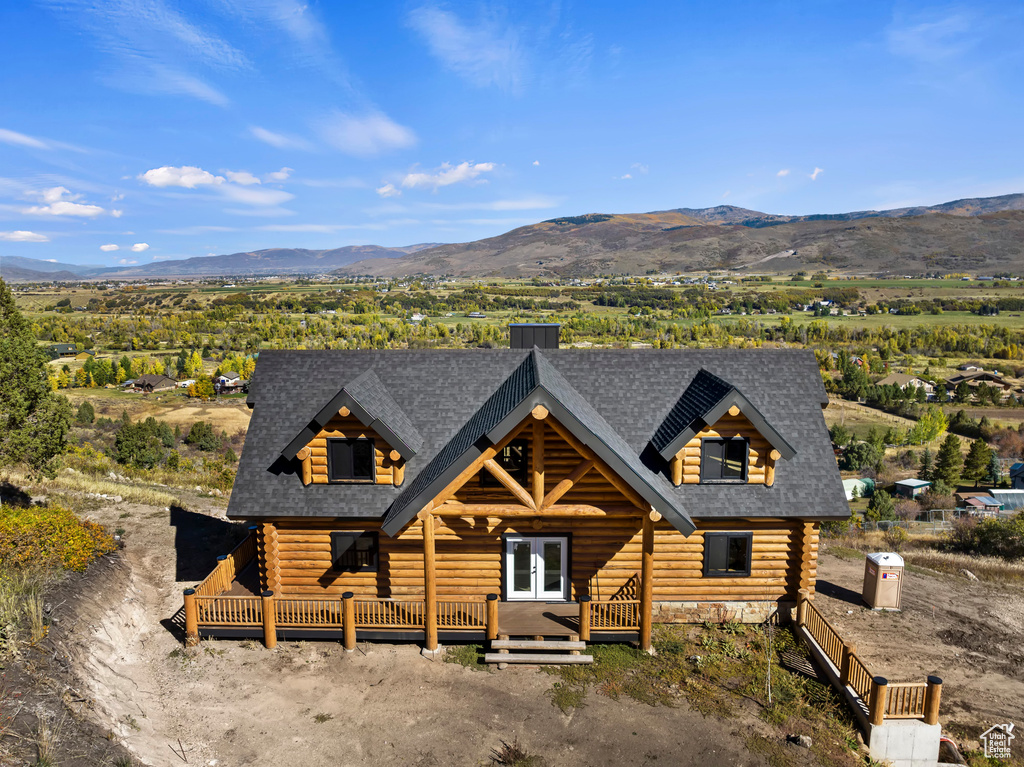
183 525 645 649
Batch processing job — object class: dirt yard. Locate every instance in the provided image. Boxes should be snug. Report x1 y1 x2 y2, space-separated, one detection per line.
69 497 779 767
814 545 1024 747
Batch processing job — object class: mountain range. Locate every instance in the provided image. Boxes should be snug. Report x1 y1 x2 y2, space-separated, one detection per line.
3 193 1023 282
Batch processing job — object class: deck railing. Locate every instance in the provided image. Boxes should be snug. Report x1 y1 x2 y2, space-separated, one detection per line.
195 595 262 626
589 599 640 630
276 597 344 628
354 599 425 628
796 592 940 726
193 530 257 598
438 599 487 629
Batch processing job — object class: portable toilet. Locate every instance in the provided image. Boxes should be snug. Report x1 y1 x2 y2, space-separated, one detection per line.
863 552 904 610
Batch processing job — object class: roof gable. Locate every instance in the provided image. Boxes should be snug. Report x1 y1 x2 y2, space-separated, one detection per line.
381 349 693 536
282 370 422 462
650 368 796 462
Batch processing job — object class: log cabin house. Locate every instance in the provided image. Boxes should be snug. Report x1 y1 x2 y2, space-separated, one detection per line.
186 330 847 658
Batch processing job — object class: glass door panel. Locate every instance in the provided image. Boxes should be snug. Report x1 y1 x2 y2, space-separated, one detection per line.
505 537 567 601
511 539 534 596
538 539 565 599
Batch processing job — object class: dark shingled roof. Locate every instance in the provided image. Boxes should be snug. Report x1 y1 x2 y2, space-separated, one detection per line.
650 367 796 462
281 370 423 462
229 349 847 535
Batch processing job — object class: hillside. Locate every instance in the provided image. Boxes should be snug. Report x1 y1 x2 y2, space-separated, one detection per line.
1 243 442 282
337 194 1024 277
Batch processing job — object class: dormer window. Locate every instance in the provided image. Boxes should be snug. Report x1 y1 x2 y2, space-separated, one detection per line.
481 439 528 486
701 438 748 483
328 438 375 482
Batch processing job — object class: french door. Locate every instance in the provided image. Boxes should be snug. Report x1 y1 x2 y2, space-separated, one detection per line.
504 536 568 601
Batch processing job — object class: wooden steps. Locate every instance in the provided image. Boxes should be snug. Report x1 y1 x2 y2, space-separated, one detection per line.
486 634 592 666
491 639 586 651
484 652 593 664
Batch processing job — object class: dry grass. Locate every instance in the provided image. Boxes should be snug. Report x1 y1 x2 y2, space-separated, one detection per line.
3 468 182 508
824 533 1024 585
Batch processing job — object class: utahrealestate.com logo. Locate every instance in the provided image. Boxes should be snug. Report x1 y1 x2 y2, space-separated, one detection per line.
981 723 1014 759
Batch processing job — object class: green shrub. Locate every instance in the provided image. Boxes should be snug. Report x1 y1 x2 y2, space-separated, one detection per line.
185 421 221 452
75 401 95 425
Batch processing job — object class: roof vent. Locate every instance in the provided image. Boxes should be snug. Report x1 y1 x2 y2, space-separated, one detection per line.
509 323 560 349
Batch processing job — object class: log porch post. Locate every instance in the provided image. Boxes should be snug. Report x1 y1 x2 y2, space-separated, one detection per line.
422 511 438 651
183 588 199 647
261 590 277 649
924 676 942 726
640 513 655 652
869 676 888 726
342 592 356 651
578 595 591 642
486 594 499 641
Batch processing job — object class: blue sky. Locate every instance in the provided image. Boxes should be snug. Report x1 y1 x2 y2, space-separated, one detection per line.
1 1 1022 267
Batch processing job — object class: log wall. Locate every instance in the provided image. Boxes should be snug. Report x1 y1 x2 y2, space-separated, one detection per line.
305 413 400 486
265 515 818 604
674 412 775 485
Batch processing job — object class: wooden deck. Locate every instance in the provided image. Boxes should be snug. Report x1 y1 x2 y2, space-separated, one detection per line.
225 561 260 596
498 602 580 637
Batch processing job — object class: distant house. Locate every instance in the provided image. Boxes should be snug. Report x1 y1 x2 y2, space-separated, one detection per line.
1010 462 1024 490
875 373 934 398
962 496 1002 516
959 364 984 372
842 477 874 500
132 374 177 393
74 350 96 361
987 489 1024 512
894 478 931 498
467 311 487 319
410 313 427 323
47 343 78 359
944 371 1011 399
215 370 246 393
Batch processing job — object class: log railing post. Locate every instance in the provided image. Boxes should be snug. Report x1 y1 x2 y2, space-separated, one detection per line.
869 676 888 726
924 676 942 726
422 512 438 652
796 588 810 627
486 594 499 641
216 554 228 592
840 641 856 686
640 513 654 653
183 588 199 647
578 595 591 642
261 590 277 649
342 592 356 652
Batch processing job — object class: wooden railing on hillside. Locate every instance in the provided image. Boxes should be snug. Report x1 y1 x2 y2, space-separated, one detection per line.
193 531 257 597
796 592 940 727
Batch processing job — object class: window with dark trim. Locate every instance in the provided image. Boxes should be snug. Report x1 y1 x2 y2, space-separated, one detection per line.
327 438 375 482
703 532 752 577
481 439 529 487
330 531 379 572
700 438 748 482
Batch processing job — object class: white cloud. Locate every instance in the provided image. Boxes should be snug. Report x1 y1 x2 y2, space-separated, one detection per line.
225 170 261 185
376 183 401 198
219 185 294 206
886 11 976 65
532 160 540 166
317 111 417 157
111 209 124 217
777 169 790 177
131 242 150 252
630 163 649 174
139 165 225 188
402 161 496 190
248 126 313 150
25 186 107 217
118 258 139 265
264 167 293 182
0 230 49 242
809 167 824 181
0 128 49 150
616 173 632 180
407 5 522 91
100 243 120 251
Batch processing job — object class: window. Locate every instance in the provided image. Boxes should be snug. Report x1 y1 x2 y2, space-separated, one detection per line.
327 438 375 482
481 439 528 487
701 438 748 482
703 532 752 577
330 531 378 572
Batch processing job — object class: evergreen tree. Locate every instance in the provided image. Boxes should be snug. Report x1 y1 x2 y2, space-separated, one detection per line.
963 438 992 487
934 433 964 486
918 447 933 481
75 401 95 425
866 489 896 522
986 453 1002 487
0 278 73 472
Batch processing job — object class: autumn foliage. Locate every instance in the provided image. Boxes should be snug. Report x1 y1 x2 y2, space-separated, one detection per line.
0 505 116 572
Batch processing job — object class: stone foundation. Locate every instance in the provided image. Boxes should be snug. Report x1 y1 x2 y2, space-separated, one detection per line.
653 600 792 624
